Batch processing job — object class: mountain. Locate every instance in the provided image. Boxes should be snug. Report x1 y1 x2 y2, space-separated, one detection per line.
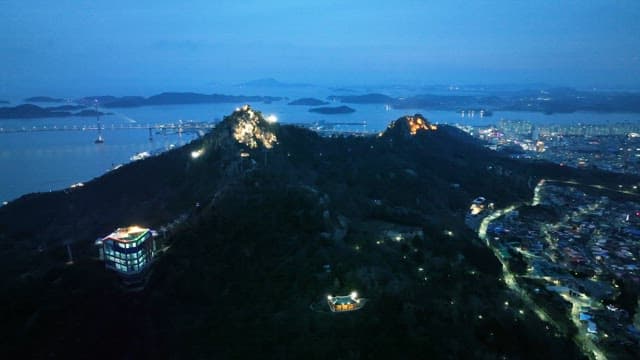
76 92 283 108
45 104 87 111
24 96 65 103
328 90 640 114
0 104 71 119
0 104 107 119
3 107 633 358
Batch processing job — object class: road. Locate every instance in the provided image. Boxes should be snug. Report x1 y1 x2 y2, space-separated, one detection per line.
476 179 607 360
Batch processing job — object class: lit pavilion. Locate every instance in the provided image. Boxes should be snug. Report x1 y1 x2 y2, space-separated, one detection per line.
327 291 365 312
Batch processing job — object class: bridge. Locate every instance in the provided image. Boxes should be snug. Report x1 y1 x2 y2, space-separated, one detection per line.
0 121 217 135
0 120 373 138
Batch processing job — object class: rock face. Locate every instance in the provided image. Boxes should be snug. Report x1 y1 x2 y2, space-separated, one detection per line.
211 105 278 150
382 113 437 138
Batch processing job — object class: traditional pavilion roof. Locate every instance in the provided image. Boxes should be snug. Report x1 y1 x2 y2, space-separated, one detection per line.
329 295 357 305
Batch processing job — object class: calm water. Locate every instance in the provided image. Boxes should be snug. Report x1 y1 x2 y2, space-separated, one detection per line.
2 99 640 203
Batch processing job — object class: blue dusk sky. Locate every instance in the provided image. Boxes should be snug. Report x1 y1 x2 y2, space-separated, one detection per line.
1 0 639 96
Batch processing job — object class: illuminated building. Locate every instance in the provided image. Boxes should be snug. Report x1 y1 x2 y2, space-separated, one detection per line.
327 291 365 312
96 226 157 286
469 196 487 215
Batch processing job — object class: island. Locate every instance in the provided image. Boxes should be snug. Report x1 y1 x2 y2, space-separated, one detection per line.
0 104 109 119
328 88 640 114
288 97 329 106
46 104 87 111
76 92 284 108
24 96 65 103
308 105 356 114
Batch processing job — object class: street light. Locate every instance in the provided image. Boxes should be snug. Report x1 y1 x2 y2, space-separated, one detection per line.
266 114 278 124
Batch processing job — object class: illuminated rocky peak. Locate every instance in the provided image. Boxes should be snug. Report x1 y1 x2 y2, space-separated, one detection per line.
225 105 277 149
383 113 437 137
406 115 437 135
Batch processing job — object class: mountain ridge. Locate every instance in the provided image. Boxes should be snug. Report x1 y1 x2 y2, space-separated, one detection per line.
2 106 634 358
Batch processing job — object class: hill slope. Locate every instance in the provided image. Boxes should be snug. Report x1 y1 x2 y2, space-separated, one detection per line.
3 107 632 358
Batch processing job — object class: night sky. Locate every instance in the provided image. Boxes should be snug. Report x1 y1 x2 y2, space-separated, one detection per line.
2 0 640 96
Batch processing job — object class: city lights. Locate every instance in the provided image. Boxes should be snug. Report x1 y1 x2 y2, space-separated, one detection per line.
266 114 278 124
191 148 204 159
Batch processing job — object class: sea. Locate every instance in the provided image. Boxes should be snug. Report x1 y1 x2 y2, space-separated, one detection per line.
2 89 640 203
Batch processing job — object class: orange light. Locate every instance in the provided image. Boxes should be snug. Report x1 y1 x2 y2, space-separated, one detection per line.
406 116 434 135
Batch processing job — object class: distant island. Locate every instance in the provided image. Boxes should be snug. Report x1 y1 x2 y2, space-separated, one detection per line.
76 92 283 108
24 96 65 103
288 97 329 106
45 104 87 111
328 88 640 114
0 104 109 119
327 93 394 104
309 105 356 114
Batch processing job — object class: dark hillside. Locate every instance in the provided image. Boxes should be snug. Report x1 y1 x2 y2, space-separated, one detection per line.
1 107 625 358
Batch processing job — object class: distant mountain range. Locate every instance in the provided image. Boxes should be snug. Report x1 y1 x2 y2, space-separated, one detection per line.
328 88 640 114
76 92 283 108
0 104 108 119
24 96 65 103
9 86 640 116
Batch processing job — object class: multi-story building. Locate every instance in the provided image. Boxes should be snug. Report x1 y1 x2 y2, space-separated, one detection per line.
96 226 156 287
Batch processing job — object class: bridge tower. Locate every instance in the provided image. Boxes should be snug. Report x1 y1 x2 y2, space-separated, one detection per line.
94 99 104 144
